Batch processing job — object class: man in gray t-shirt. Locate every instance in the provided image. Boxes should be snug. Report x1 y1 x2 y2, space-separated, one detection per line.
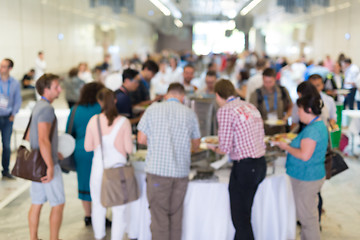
28 74 65 240
30 100 59 165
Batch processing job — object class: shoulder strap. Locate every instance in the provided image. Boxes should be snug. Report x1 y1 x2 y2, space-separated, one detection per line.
23 116 56 141
66 104 78 134
256 88 263 107
23 116 32 140
97 115 104 165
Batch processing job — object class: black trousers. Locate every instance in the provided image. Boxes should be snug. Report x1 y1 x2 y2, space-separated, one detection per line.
229 157 267 240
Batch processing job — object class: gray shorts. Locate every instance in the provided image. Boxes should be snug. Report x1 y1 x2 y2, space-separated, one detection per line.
30 164 65 206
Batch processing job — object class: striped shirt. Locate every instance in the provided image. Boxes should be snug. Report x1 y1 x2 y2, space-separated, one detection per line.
138 99 201 177
217 97 265 160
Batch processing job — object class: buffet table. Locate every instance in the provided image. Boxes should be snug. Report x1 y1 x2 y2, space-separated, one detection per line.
125 169 296 240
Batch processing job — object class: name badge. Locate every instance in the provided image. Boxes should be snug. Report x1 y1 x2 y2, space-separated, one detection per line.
0 94 9 109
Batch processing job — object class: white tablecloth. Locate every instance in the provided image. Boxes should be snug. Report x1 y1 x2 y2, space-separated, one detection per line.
125 171 296 240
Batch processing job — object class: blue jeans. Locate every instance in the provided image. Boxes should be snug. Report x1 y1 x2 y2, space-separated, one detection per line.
344 88 356 110
0 116 13 175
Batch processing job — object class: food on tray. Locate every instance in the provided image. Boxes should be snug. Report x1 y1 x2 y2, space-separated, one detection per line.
269 133 297 143
204 137 219 145
201 136 219 147
265 119 286 126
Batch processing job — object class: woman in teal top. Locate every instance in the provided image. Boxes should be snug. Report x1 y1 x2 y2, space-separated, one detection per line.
277 93 328 240
66 82 104 226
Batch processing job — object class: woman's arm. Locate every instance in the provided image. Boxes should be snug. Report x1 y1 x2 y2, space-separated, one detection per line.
277 138 317 161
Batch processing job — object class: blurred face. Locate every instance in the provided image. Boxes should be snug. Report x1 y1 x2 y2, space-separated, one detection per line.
205 75 217 92
310 78 323 93
263 76 276 91
297 106 310 124
183 67 194 84
125 74 140 91
143 68 155 81
78 63 86 72
44 79 62 102
169 58 177 69
39 53 44 60
0 60 12 75
334 62 341 74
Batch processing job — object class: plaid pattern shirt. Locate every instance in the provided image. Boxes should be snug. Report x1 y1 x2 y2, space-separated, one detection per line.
217 97 265 160
138 100 201 177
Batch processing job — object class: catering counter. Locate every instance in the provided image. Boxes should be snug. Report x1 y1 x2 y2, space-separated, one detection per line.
125 169 296 240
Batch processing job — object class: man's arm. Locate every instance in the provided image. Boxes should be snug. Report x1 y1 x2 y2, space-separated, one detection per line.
191 138 200 152
38 122 54 183
137 131 147 145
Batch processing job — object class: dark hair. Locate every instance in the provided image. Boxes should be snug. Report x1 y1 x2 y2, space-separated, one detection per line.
78 82 104 105
239 70 249 81
4 58 14 68
69 67 78 78
122 68 139 81
344 58 352 64
38 51 43 55
308 74 323 81
30 69 35 73
184 64 195 71
256 59 267 69
207 62 216 69
96 88 118 126
297 81 318 96
262 68 276 78
167 83 185 94
296 94 323 116
206 70 217 77
142 60 159 74
36 73 59 95
214 79 235 99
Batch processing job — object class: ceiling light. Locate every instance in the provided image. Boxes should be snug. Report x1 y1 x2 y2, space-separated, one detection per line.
149 0 171 16
174 19 183 28
240 0 262 16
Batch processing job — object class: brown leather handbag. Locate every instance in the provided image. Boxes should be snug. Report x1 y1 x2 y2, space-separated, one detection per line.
97 115 139 207
11 116 56 182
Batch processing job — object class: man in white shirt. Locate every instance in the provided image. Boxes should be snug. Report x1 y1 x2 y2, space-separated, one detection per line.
34 51 47 100
342 58 359 110
245 59 269 102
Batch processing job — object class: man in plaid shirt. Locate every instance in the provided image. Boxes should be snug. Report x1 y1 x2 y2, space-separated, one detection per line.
137 83 201 240
211 79 266 240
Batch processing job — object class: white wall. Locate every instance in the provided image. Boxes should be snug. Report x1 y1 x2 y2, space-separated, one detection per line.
252 0 360 64
0 0 156 79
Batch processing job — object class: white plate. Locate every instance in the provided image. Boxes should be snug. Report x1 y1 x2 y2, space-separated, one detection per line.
265 119 286 126
58 133 75 158
201 136 219 147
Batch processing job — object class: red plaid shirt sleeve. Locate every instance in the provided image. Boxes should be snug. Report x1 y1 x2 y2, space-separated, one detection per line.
217 107 234 154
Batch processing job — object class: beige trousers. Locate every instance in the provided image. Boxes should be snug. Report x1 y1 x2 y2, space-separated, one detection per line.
146 173 188 240
290 176 325 240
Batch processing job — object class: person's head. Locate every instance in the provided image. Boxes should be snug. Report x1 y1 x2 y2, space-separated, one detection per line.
166 83 185 102
296 94 323 124
183 64 195 85
38 51 44 60
342 58 352 69
256 58 268 71
141 60 159 81
262 68 276 91
69 67 79 78
36 74 61 101
205 70 217 92
238 70 249 82
78 62 88 72
159 58 169 73
214 79 235 107
334 61 341 74
96 88 118 126
78 82 104 105
29 69 35 76
296 81 318 98
207 62 217 72
169 57 178 69
308 74 324 93
104 54 111 62
122 68 140 91
0 58 14 76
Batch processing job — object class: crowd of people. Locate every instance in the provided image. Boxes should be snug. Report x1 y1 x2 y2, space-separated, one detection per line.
0 49 357 240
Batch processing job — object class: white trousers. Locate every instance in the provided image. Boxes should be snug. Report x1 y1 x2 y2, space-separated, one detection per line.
90 167 128 240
